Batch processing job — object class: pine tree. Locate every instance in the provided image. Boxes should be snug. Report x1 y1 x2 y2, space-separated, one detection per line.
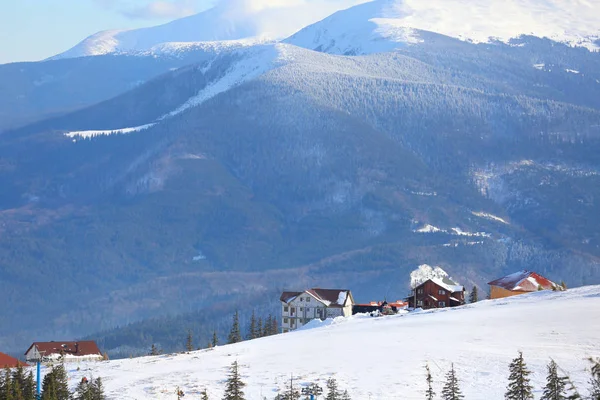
0 368 9 400
589 357 600 400
257 318 263 338
301 383 323 400
279 375 300 400
469 286 479 303
74 378 93 400
22 371 36 400
186 330 194 352
263 315 272 337
228 311 242 344
41 364 71 400
340 390 351 400
505 352 534 400
271 316 278 336
90 378 106 400
201 389 209 400
325 378 340 400
149 344 161 356
541 360 568 400
425 364 435 400
222 361 245 400
248 311 258 340
441 364 464 400
212 330 219 347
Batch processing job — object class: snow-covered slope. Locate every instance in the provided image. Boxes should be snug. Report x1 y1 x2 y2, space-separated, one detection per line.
286 0 600 55
52 0 368 59
45 286 600 399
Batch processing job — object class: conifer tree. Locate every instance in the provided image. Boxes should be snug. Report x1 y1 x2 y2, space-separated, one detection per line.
91 378 106 400
279 375 300 400
325 378 340 400
340 390 351 400
228 311 242 344
263 315 272 337
248 311 258 340
271 316 278 336
505 352 534 400
589 357 600 400
201 389 209 400
257 318 263 338
425 364 435 400
441 363 464 400
0 368 8 400
186 330 194 352
212 330 219 347
22 371 36 400
150 344 161 356
222 361 245 400
541 360 568 400
469 286 479 303
41 364 71 400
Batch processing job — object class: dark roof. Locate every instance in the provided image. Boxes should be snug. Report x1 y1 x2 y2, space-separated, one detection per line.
488 270 556 292
280 291 302 303
306 288 352 307
0 352 29 368
280 289 353 307
25 341 101 357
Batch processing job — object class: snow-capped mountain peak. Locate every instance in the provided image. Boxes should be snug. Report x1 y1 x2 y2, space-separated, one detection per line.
51 0 369 59
286 0 600 55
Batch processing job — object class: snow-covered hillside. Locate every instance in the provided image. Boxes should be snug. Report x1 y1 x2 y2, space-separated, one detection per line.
286 0 600 55
52 0 368 59
45 286 600 399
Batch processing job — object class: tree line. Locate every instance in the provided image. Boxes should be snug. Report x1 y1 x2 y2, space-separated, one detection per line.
150 310 281 355
0 364 105 400
425 352 600 400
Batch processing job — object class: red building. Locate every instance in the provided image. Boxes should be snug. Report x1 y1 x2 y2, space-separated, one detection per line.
0 351 28 368
406 278 465 309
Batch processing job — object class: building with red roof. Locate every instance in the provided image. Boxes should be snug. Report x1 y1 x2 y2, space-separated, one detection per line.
488 270 562 299
0 352 29 368
24 341 103 363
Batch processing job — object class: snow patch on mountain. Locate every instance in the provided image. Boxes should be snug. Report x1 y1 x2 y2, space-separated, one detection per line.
65 123 155 139
410 264 453 289
286 0 600 55
472 211 509 225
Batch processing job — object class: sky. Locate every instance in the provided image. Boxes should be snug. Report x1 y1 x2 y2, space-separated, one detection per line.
0 0 216 64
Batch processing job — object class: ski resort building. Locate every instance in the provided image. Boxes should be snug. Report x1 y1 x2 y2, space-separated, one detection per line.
0 351 28 368
406 278 465 309
280 288 354 333
488 270 561 299
25 341 103 363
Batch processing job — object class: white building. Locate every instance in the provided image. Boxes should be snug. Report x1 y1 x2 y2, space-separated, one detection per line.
280 288 354 333
25 341 103 363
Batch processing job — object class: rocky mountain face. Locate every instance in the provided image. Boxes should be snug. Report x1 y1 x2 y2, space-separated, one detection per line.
1 1 599 354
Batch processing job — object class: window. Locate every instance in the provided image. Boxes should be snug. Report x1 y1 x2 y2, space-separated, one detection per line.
417 300 423 306
300 307 303 312
438 289 446 295
439 301 446 307
306 297 311 302
284 306 289 312
283 318 288 323
300 297 304 301
417 288 424 294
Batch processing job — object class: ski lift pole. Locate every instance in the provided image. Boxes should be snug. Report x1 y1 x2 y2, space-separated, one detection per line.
36 360 41 399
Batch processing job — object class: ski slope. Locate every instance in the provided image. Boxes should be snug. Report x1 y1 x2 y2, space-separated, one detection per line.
43 286 600 399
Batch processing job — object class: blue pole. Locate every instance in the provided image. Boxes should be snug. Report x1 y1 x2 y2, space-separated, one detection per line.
310 395 314 400
36 361 41 399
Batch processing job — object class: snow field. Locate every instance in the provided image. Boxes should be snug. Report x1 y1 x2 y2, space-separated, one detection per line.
43 285 600 399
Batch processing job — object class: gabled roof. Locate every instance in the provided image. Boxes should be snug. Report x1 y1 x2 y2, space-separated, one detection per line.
25 341 101 357
280 289 353 307
280 291 302 303
415 278 464 293
488 270 556 292
0 352 28 368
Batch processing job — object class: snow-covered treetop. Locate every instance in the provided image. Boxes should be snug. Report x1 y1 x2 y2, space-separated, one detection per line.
410 264 461 290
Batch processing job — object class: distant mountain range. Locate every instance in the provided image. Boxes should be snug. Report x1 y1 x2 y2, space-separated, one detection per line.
1 0 599 355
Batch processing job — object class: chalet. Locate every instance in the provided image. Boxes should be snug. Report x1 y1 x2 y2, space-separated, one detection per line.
353 300 408 315
488 270 562 299
25 341 103 363
280 288 354 333
406 278 465 309
0 352 28 368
